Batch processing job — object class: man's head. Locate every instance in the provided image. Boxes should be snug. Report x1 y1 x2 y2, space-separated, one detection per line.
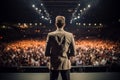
55 16 66 28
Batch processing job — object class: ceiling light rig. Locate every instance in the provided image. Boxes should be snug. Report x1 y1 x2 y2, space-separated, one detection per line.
70 3 91 24
70 0 100 25
32 2 52 24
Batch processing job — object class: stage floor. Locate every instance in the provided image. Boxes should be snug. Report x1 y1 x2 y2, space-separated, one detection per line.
0 73 120 80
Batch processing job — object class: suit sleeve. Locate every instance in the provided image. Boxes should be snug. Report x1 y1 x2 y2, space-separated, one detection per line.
45 33 51 56
69 34 76 56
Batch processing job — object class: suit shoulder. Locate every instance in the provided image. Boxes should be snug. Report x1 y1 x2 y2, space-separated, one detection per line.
64 31 73 36
48 31 56 36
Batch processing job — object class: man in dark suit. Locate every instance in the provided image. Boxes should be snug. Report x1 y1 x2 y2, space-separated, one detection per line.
45 16 76 80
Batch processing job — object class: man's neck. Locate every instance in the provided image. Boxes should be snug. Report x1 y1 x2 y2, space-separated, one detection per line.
57 28 64 31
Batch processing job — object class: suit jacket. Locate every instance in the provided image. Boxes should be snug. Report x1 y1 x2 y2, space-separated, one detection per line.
45 29 76 70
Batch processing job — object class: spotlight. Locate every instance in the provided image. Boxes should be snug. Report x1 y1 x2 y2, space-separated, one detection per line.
89 23 91 26
18 23 21 25
99 23 102 26
83 23 86 26
32 4 35 8
76 23 78 25
2 25 6 28
78 4 80 6
94 23 97 26
80 10 82 12
74 17 77 20
84 8 86 11
29 23 32 26
50 20 52 24
70 20 72 24
88 4 91 8
77 16 80 19
45 17 48 20
39 23 42 25
41 16 44 19
39 9 41 12
41 3 43 6
35 8 38 10
75 10 77 12
78 23 81 25
35 23 38 26
44 10 46 13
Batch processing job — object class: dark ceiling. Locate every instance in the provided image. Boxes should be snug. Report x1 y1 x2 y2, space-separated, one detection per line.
0 0 120 24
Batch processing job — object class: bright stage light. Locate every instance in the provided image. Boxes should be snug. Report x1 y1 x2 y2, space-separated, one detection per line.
41 3 43 6
88 4 91 8
45 17 48 20
39 23 42 25
41 16 44 19
99 23 102 26
80 10 82 12
76 23 78 25
78 23 81 25
83 23 86 26
39 9 41 12
32 4 35 8
94 23 97 26
44 10 46 12
35 23 38 26
35 8 38 10
89 23 91 26
84 8 86 11
77 16 80 19
78 4 80 6
70 20 72 24
50 20 52 24
74 17 77 20
75 10 77 12
18 23 21 25
2 25 6 28
29 23 32 26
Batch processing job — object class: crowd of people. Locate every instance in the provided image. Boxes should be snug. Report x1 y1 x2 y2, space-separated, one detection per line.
72 39 120 66
0 39 120 67
0 39 48 67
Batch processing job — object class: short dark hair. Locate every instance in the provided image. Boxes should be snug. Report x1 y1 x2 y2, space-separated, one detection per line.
55 16 65 28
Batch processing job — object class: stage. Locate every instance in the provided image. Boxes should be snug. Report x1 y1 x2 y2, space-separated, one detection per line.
0 73 120 80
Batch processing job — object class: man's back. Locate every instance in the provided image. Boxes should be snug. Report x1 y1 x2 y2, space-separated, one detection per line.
45 29 76 70
45 16 76 80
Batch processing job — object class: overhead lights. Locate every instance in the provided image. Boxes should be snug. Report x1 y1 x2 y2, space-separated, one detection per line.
94 23 97 26
89 23 91 26
41 16 44 19
35 8 38 10
41 3 43 6
78 4 80 6
77 16 80 19
29 23 32 26
74 17 77 20
99 23 102 26
35 23 38 26
80 10 82 12
83 8 86 11
31 3 51 22
88 4 91 8
18 23 21 25
32 4 35 8
83 23 86 26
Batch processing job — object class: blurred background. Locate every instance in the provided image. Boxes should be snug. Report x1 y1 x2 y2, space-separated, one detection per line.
0 0 120 72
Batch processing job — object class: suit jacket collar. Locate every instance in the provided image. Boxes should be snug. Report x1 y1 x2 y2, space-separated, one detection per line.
56 28 64 31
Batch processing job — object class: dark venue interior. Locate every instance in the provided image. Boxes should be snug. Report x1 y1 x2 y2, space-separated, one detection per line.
0 0 120 80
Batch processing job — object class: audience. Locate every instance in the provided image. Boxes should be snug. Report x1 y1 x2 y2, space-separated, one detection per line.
0 39 120 67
